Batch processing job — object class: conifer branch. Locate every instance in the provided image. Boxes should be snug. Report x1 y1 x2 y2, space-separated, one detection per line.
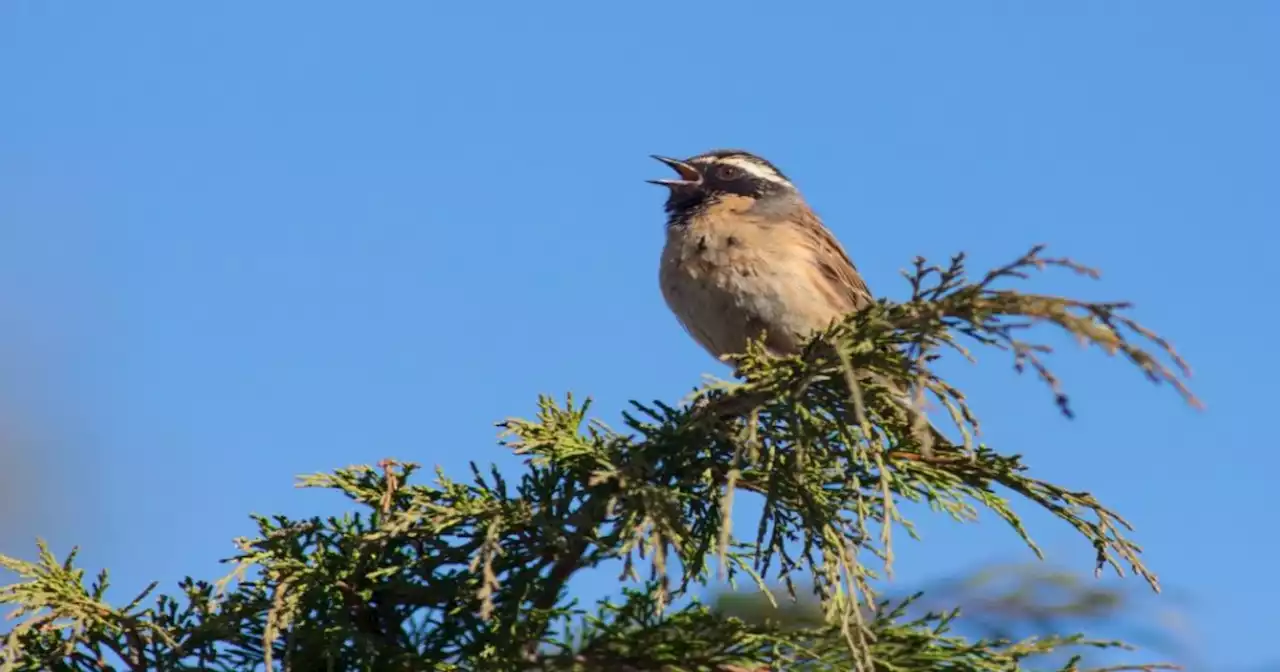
0 246 1196 670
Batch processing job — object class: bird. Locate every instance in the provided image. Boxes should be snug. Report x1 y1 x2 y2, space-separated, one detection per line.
648 149 944 454
649 148 872 364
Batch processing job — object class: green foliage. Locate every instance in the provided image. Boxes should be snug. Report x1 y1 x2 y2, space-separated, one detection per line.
0 247 1197 671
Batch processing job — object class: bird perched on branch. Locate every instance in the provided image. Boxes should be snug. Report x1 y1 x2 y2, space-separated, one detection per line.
648 149 944 455
649 149 873 360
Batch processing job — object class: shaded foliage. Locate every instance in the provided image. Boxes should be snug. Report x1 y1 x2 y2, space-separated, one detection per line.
1 247 1197 670
713 564 1197 669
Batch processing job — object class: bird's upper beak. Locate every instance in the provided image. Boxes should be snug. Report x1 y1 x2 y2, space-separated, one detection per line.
646 155 702 187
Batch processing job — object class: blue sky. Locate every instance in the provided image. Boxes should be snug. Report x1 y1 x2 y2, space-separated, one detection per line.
1 1 1276 667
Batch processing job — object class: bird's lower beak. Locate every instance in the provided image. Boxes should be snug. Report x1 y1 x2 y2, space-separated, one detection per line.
647 155 702 187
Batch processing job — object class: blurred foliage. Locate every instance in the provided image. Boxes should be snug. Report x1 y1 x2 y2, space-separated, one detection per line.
715 563 1280 670
0 329 84 549
910 564 1188 654
713 564 1200 669
0 247 1199 670
0 386 42 545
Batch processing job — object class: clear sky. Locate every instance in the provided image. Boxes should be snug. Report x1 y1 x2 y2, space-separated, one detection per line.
1 2 1276 668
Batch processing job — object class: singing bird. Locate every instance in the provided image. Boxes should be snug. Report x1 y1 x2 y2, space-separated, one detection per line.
649 149 942 453
649 149 872 363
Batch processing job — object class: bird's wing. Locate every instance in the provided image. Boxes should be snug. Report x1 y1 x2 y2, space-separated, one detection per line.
794 211 948 457
795 208 874 312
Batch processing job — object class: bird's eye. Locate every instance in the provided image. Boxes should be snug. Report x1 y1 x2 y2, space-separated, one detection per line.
716 164 742 180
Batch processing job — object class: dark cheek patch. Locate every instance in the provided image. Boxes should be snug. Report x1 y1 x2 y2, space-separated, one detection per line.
703 175 767 199
664 171 788 227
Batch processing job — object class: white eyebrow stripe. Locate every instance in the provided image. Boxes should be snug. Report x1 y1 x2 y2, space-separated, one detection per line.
712 156 793 187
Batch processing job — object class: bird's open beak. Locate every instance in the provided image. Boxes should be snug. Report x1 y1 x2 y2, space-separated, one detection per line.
646 155 702 187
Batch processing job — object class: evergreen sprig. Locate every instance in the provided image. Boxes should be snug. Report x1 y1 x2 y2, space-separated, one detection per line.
0 247 1197 671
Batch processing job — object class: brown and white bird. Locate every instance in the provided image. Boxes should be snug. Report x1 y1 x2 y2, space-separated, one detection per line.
649 149 872 364
649 149 943 453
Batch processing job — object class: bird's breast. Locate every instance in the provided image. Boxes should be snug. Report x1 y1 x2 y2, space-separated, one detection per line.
659 203 844 358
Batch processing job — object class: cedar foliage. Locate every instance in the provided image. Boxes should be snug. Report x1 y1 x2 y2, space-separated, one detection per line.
0 246 1199 671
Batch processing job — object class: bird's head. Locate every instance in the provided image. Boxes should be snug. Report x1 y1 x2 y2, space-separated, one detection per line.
647 149 799 222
